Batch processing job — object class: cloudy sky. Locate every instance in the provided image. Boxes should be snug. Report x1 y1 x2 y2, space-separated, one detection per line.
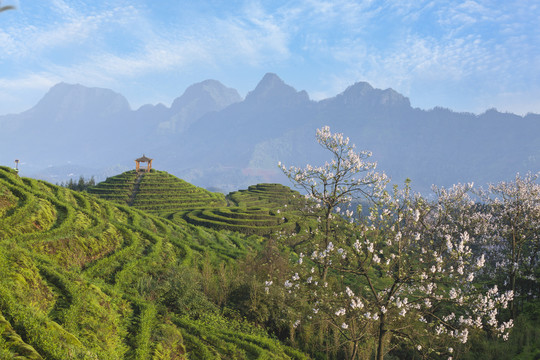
0 0 539 116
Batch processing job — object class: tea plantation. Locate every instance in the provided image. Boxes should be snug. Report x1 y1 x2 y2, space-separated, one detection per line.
0 166 308 359
89 171 308 237
88 170 227 213
171 183 308 236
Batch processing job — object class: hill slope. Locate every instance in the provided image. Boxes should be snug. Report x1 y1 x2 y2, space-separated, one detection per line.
0 166 307 359
175 183 307 236
87 169 227 214
90 171 308 237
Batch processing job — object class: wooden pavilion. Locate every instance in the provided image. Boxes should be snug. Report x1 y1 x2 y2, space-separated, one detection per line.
135 155 153 173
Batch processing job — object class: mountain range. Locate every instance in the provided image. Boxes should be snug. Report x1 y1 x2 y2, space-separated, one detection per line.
1 73 538 193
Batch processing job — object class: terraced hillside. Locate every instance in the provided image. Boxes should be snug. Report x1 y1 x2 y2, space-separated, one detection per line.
91 172 307 237
88 170 227 214
173 183 308 236
0 166 308 359
228 184 304 208
85 170 138 204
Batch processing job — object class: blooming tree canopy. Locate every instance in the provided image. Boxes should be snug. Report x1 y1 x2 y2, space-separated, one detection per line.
279 126 388 214
274 126 515 360
476 172 540 316
279 126 388 281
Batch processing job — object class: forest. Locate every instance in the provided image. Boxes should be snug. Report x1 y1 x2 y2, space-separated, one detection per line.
0 126 538 359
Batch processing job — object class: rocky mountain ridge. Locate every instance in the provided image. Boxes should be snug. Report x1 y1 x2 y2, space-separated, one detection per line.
0 73 538 193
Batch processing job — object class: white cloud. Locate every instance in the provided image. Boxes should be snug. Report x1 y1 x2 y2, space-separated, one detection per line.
37 8 290 84
50 0 78 18
1 4 140 60
0 30 17 57
0 73 58 90
279 0 382 34
0 73 59 114
1 0 539 115
0 0 293 114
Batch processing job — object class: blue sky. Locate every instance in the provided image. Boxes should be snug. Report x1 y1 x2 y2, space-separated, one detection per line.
0 0 539 115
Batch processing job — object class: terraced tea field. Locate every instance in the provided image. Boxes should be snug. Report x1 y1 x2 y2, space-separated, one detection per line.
171 183 308 236
88 170 227 214
90 171 307 237
0 166 308 359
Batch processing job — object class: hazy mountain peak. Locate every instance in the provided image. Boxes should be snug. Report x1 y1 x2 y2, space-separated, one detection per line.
170 79 241 113
245 73 310 104
28 82 131 121
257 72 286 88
327 81 410 109
380 88 411 108
2 74 537 196
164 80 241 134
344 81 374 95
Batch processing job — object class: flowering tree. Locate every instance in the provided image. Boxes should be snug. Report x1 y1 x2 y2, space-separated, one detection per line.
274 127 514 359
476 173 540 316
279 126 388 280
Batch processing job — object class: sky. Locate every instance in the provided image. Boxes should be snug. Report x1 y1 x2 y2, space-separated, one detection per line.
0 0 539 116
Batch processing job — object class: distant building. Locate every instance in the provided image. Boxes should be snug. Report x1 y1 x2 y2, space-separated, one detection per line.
135 155 153 173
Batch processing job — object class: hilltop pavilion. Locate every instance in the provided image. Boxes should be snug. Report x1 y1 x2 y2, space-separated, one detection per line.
135 155 153 173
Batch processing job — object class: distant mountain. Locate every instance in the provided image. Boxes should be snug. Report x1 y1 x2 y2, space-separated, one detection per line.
159 79 241 134
244 73 310 106
320 81 410 110
27 82 131 122
164 73 316 174
0 74 538 193
0 83 134 173
0 79 241 177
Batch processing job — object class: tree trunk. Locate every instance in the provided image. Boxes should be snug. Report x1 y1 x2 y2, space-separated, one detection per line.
350 340 358 360
322 209 332 282
510 229 517 318
322 266 328 282
510 270 517 318
377 315 386 360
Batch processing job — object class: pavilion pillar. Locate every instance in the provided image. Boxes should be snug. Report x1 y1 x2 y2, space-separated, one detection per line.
135 155 153 173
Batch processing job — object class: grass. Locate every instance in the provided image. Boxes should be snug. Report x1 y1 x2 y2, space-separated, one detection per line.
0 166 307 359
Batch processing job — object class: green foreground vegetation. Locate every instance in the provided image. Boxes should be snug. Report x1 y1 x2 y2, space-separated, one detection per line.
0 165 309 359
1 141 539 360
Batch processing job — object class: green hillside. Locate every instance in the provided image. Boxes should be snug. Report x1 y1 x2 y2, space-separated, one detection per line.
90 171 308 237
228 184 304 208
171 183 308 236
0 166 308 359
88 170 227 214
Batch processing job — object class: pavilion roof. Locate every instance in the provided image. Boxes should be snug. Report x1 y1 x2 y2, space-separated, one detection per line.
135 155 153 162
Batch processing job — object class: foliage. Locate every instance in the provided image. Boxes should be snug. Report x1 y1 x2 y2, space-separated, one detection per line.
59 176 96 192
274 127 521 360
475 173 540 316
1 133 539 360
279 125 388 280
0 167 305 359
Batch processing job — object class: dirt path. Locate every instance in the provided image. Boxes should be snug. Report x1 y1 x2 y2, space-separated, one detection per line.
128 173 144 206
